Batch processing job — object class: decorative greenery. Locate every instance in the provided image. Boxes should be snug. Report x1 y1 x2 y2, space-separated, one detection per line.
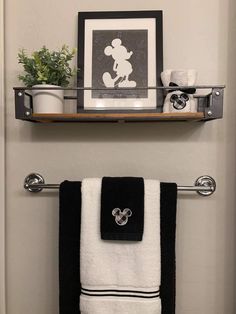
18 45 77 87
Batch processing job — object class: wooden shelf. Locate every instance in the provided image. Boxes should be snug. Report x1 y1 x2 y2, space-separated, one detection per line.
30 112 205 123
13 85 225 122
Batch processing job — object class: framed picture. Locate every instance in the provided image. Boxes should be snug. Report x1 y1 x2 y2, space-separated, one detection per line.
77 11 163 110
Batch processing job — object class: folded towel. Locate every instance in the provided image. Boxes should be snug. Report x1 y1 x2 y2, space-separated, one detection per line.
101 177 144 241
160 183 177 314
59 181 177 314
80 178 161 314
59 181 81 314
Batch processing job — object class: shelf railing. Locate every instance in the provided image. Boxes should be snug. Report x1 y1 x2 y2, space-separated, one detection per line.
14 85 225 91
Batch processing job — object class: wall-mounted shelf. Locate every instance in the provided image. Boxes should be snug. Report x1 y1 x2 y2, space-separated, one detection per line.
13 86 225 123
27 112 205 123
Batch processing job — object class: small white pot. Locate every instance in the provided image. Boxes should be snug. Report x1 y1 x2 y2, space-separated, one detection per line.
32 84 64 113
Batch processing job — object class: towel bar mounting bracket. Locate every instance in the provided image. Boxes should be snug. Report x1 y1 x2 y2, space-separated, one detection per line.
23 173 216 196
24 173 45 192
194 175 216 196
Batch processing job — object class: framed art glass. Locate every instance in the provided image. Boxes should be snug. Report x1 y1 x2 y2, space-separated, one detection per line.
77 11 163 110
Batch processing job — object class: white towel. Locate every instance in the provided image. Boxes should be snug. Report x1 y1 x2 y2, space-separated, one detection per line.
80 178 161 314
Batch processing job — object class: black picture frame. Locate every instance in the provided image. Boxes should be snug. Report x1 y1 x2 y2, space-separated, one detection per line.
77 10 163 111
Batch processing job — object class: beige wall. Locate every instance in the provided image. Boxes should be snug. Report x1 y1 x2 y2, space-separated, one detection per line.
0 0 6 312
4 0 236 313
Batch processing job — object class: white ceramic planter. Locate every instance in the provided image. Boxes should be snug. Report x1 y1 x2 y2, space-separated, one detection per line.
32 84 64 113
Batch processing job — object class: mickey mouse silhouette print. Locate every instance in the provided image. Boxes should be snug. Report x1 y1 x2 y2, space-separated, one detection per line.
102 38 137 88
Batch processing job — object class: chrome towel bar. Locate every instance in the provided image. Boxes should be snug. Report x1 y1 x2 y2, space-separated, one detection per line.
23 173 216 197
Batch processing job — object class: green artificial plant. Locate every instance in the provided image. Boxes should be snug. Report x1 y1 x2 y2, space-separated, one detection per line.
18 45 76 87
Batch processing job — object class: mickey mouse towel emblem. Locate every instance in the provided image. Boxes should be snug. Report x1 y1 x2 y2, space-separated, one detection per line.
112 208 133 226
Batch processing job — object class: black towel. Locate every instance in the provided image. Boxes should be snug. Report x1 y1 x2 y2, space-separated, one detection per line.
59 181 177 314
160 182 177 314
101 177 144 241
59 181 81 314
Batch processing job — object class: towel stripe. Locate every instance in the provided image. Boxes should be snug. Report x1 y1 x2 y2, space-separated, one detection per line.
81 287 160 294
81 287 160 299
81 292 160 299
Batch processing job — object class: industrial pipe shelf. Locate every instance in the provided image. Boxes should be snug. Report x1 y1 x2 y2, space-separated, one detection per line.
13 85 225 123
